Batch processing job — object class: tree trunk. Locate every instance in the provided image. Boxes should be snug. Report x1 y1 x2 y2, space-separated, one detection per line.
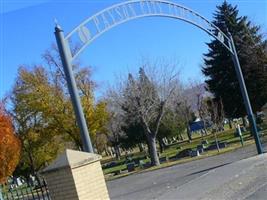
108 147 114 157
28 151 37 179
104 146 109 156
186 125 192 142
148 136 160 166
228 119 233 129
201 130 204 141
242 116 248 127
179 133 184 141
34 173 42 187
138 143 144 152
214 132 220 152
114 145 121 160
158 138 165 153
25 175 33 187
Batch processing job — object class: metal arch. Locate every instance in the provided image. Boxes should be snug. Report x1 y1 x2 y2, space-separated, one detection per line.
55 0 263 154
65 0 234 61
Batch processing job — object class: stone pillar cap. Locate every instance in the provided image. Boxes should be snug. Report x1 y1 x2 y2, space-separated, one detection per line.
42 149 102 173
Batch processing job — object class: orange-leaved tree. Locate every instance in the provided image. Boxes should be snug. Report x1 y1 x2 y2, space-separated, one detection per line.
0 104 21 183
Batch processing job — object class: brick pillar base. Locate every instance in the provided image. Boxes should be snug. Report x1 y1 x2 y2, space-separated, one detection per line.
42 149 109 200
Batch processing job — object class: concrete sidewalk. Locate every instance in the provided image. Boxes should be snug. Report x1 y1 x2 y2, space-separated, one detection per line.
159 153 267 200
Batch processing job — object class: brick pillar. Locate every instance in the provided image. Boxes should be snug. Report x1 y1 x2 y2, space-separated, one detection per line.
42 149 110 200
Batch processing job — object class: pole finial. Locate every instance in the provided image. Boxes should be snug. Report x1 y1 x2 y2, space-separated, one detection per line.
54 18 62 32
54 18 58 26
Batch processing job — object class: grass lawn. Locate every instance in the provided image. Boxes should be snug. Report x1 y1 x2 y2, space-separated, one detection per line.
102 125 267 180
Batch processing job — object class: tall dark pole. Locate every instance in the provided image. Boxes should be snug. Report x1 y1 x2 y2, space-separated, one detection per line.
229 33 263 154
54 24 93 153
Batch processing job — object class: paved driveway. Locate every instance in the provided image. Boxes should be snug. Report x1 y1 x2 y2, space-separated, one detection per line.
107 144 263 200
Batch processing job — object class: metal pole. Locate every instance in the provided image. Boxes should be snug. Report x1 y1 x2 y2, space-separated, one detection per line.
54 24 94 153
229 33 263 154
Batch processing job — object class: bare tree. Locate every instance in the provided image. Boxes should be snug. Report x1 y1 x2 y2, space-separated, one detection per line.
187 81 213 135
108 59 181 166
177 98 195 142
105 88 126 160
208 98 224 152
106 112 124 160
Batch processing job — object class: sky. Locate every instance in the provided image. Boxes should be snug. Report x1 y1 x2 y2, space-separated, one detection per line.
1 0 267 99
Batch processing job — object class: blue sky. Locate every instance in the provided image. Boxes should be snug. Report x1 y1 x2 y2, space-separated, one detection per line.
1 0 267 99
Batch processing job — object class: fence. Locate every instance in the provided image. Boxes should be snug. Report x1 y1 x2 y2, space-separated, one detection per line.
0 177 50 200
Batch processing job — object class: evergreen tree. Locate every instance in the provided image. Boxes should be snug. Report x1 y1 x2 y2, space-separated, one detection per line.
120 117 146 150
202 1 267 118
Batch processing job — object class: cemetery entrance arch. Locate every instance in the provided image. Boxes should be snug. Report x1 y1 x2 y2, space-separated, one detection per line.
54 0 263 154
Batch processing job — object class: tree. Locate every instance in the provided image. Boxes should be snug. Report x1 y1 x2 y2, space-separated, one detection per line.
10 46 109 177
183 82 211 139
202 1 267 119
105 94 126 160
111 59 181 166
120 118 146 152
95 133 108 155
175 97 196 142
0 104 21 183
119 107 186 154
157 108 186 152
91 101 110 153
11 67 64 179
209 98 225 152
42 46 96 149
210 98 225 132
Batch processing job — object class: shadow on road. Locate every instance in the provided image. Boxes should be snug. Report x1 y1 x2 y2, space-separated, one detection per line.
189 162 231 176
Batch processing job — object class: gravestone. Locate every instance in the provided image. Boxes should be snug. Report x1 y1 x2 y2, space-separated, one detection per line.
139 160 145 168
201 140 209 145
206 142 227 150
143 162 151 168
191 150 200 157
168 155 177 161
198 148 204 154
197 144 205 150
126 163 135 172
113 170 121 176
176 148 192 159
240 126 246 132
159 156 168 163
218 142 227 148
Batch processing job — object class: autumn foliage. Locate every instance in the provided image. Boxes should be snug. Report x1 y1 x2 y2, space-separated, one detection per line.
0 104 21 183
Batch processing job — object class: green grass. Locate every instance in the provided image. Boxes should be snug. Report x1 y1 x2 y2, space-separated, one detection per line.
103 164 127 174
102 126 267 178
105 139 257 181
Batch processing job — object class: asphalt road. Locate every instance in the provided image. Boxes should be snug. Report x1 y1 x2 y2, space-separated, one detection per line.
107 143 265 200
245 183 267 200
